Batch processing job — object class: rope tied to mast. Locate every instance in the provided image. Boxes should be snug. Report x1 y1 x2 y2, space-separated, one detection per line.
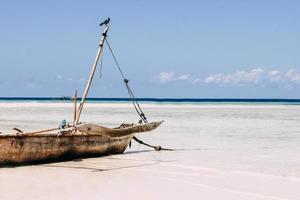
105 38 148 123
104 37 174 151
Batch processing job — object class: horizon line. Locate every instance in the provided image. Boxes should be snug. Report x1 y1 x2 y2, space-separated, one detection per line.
1 97 300 103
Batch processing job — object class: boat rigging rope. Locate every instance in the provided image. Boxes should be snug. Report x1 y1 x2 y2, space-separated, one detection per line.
133 136 174 151
104 38 174 151
105 38 148 123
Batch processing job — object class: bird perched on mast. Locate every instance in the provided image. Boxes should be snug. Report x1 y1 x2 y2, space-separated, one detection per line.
100 18 110 26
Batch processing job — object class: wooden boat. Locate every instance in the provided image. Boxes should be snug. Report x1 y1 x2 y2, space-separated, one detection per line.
0 122 162 165
0 18 163 165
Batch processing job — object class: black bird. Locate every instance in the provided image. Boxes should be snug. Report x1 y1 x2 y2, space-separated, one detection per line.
100 18 110 26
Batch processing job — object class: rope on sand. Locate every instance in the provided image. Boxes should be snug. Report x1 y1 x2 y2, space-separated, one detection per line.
132 136 174 151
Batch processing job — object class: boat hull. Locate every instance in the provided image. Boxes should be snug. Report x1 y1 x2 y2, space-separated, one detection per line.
0 121 163 165
0 134 132 165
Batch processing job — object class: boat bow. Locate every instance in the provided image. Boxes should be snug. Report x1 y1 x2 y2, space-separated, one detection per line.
76 121 163 137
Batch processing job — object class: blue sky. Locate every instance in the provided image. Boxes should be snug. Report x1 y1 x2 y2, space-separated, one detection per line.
1 0 300 98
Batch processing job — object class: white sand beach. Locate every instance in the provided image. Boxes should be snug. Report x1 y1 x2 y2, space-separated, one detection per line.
0 102 299 200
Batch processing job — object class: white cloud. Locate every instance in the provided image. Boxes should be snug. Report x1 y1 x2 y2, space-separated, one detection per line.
268 70 282 82
158 72 175 83
204 68 264 86
286 69 300 83
157 71 190 83
268 70 281 77
155 68 300 87
177 74 190 81
204 68 300 87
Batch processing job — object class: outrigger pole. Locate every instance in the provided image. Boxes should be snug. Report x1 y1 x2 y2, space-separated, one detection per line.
75 18 110 125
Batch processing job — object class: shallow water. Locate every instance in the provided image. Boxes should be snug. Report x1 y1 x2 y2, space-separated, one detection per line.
0 102 299 177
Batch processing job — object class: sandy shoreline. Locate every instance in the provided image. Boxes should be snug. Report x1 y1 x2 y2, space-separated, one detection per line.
0 102 299 199
0 152 299 200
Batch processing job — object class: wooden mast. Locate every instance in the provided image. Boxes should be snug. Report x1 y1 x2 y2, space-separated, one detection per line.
75 21 110 125
73 90 77 125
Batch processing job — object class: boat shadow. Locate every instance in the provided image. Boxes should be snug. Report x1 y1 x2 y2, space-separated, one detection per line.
44 149 173 172
123 149 152 155
171 148 209 151
0 148 208 168
44 162 159 172
0 149 158 169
